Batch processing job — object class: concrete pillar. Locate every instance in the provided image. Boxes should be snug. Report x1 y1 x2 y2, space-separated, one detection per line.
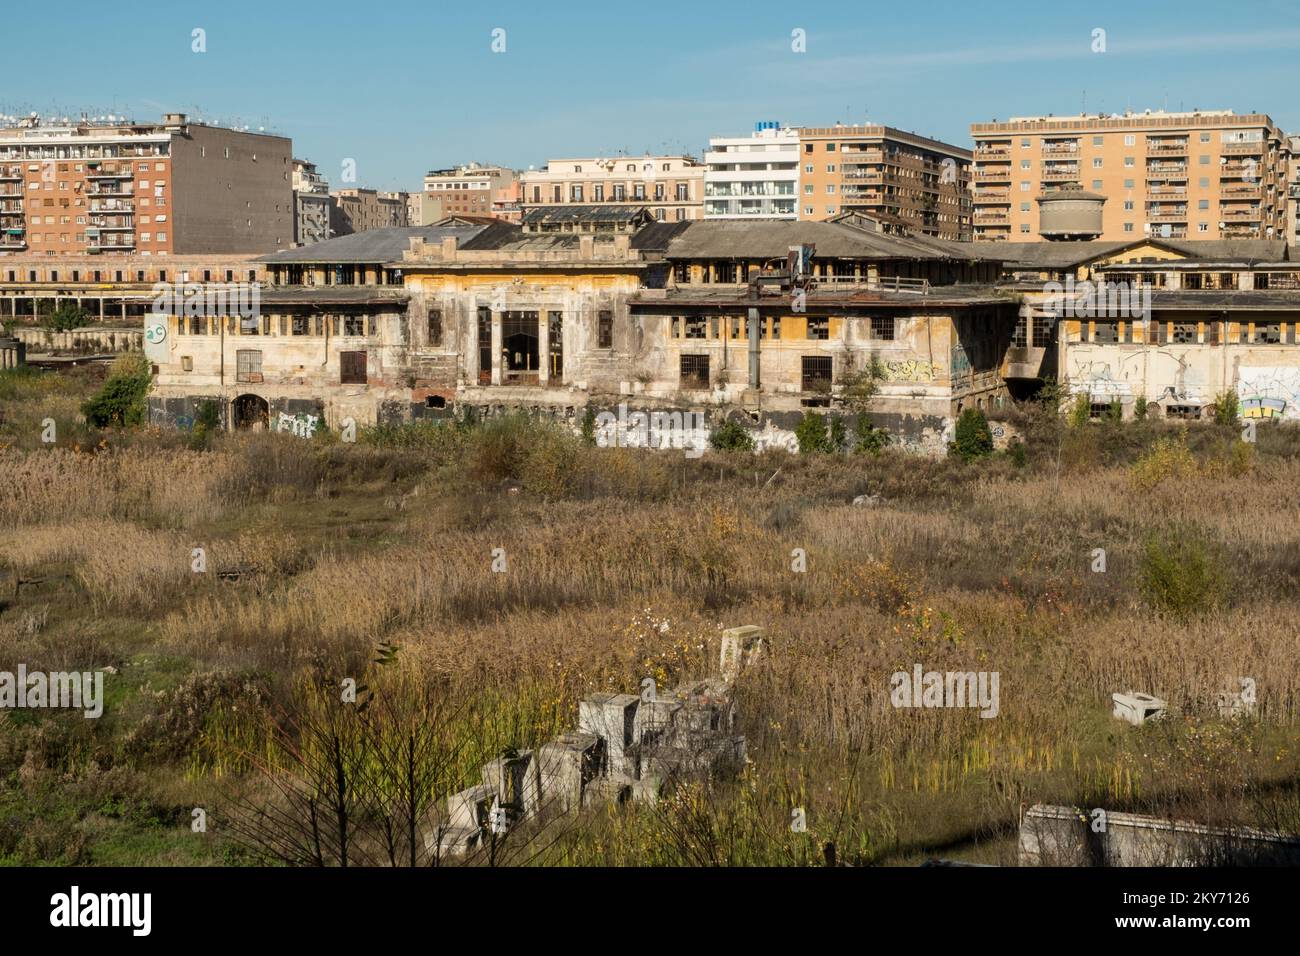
538 312 549 386
99 296 105 321
747 306 761 388
578 694 639 778
490 310 502 385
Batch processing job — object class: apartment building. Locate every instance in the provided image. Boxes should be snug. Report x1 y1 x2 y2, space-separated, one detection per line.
0 112 293 257
424 163 520 222
1288 135 1300 249
292 158 330 246
329 188 409 236
970 110 1291 242
796 125 972 239
703 123 799 219
520 155 703 222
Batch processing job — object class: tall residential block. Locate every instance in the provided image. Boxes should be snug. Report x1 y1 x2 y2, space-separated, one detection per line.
796 125 972 239
329 188 409 236
0 112 294 256
703 123 799 219
292 158 331 247
521 155 703 222
970 110 1290 242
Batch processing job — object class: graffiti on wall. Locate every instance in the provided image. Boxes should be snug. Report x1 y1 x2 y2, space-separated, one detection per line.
883 360 943 383
276 412 320 438
1237 367 1300 420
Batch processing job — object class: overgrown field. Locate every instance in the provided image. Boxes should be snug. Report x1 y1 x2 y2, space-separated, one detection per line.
2 365 1300 866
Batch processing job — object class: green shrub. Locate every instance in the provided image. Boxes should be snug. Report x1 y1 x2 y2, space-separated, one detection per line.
951 408 993 461
580 407 597 447
710 420 755 452
794 411 842 454
43 303 93 332
1138 526 1229 618
854 421 890 455
1067 393 1091 428
1005 438 1027 468
81 353 151 428
1213 390 1241 426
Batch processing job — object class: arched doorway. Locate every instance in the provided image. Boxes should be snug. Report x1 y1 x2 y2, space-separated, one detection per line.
232 394 269 430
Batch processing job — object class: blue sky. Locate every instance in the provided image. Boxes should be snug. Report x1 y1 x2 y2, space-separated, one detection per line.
6 0 1300 191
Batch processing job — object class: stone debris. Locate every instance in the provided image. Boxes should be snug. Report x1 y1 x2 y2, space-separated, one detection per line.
1111 691 1167 726
433 625 764 856
852 493 883 507
1216 679 1257 720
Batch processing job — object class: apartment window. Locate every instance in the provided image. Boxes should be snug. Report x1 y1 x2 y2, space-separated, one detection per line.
826 184 835 193
1020 138 1031 148
1199 155 1210 165
805 144 814 152
1200 133 1211 143
1124 157 1134 167
235 349 263 383
1020 182 1030 192
571 185 583 202
1124 223 1134 232
613 185 625 201
340 350 367 384
633 184 645 200
801 355 833 393
1093 322 1119 344
1020 202 1031 212
1198 223 1209 233
1093 136 1104 146
805 165 814 174
675 183 689 201
1020 223 1031 233
597 310 613 349
806 316 829 339
1124 135 1135 146
1092 180 1103 190
1092 158 1103 168
680 354 709 388
1198 199 1209 210
1123 179 1135 189
1199 177 1210 188
1020 160 1031 170
826 164 835 173
826 143 836 151
1124 200 1134 211
869 316 895 340
804 184 814 194
804 206 813 215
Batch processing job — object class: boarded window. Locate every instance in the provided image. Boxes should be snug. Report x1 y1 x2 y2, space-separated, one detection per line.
680 354 709 389
807 316 829 340
235 349 262 383
801 355 833 393
427 309 443 347
340 350 367 384
597 310 613 349
869 317 895 340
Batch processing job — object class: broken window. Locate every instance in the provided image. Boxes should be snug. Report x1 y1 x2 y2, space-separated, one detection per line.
1093 322 1119 344
769 315 781 338
807 316 829 340
235 349 262 383
1166 404 1201 420
548 311 563 379
313 316 324 336
1012 315 1028 348
292 315 309 335
1256 322 1282 344
716 261 736 283
1171 323 1198 344
597 310 613 349
801 355 833 393
684 315 707 339
673 261 689 284
189 315 205 335
340 350 367 384
680 353 709 389
241 314 260 335
344 316 365 336
502 311 539 377
869 316 895 340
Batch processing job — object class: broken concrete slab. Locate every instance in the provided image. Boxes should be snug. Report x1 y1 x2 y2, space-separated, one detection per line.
1112 691 1167 726
447 784 495 830
428 824 481 857
481 750 541 818
1216 679 1257 720
578 693 640 777
719 625 765 682
581 775 633 809
536 731 600 814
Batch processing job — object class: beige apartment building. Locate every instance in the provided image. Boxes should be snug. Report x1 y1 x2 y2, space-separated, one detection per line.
0 112 294 257
423 163 519 222
520 156 704 222
797 125 972 239
329 188 409 236
970 110 1291 243
1288 135 1300 249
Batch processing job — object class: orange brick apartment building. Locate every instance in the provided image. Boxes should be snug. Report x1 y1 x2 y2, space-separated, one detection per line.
970 110 1291 243
0 112 294 257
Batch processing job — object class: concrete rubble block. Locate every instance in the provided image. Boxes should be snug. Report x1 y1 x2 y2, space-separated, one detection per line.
577 693 639 777
581 775 634 809
719 625 765 682
536 731 600 814
632 698 682 749
630 774 663 804
1216 680 1257 720
481 749 541 818
428 825 482 858
447 783 495 830
641 736 747 782
1112 691 1167 726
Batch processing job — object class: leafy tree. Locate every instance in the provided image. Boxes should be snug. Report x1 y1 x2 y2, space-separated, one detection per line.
795 411 844 454
579 407 597 446
951 407 993 461
1213 390 1240 426
82 353 151 427
709 420 755 452
42 303 93 332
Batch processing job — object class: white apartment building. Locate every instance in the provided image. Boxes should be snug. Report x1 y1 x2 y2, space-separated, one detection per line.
703 122 800 219
292 158 330 246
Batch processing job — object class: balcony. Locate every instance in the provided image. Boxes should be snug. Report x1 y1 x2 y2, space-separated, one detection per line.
840 148 884 162
973 168 1011 182
974 188 1011 202
1222 141 1264 156
1221 185 1262 199
1222 224 1262 238
975 145 1011 159
1146 140 1188 156
1041 143 1080 156
1146 209 1188 222
1146 164 1188 179
974 211 1010 224
87 167 133 179
1148 184 1186 197
90 237 135 250
1041 165 1081 181
0 168 21 181
1220 162 1257 177
87 189 133 200
1221 208 1262 221
841 171 882 183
